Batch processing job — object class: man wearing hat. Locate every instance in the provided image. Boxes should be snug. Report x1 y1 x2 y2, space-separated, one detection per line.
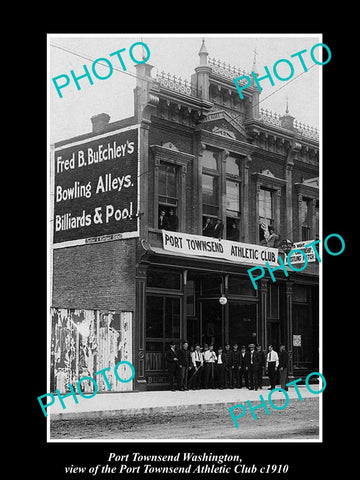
165 340 180 391
239 345 249 389
178 340 192 391
223 343 233 388
245 343 260 390
278 344 289 390
190 344 203 390
231 343 241 388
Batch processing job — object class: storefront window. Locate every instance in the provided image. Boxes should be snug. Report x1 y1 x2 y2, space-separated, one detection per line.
228 276 257 296
201 276 222 297
185 280 195 316
293 284 308 303
165 297 181 338
147 269 181 290
268 284 280 318
145 295 181 372
146 296 163 337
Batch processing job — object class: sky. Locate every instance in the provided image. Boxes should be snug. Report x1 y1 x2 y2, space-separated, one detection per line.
48 34 322 144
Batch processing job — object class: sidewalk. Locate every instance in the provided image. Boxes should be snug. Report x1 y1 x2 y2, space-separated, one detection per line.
49 384 321 420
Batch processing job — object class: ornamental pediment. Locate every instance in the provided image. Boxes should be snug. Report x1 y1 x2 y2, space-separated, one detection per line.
201 109 247 141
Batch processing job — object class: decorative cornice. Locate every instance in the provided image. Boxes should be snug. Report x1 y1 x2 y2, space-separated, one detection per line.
198 129 255 157
252 171 287 189
150 144 195 164
294 181 319 198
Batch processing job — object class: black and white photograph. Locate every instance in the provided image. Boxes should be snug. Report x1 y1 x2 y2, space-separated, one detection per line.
47 33 325 442
38 29 349 476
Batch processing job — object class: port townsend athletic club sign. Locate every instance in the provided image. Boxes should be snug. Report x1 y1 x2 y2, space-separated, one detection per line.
162 230 278 266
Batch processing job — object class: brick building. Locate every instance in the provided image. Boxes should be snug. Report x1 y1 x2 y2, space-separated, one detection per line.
50 40 319 392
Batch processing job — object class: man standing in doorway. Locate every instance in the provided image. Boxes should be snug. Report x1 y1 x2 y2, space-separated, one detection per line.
165 341 180 391
279 344 289 390
266 345 279 390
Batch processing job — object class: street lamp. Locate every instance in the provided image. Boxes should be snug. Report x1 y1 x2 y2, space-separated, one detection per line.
219 295 228 305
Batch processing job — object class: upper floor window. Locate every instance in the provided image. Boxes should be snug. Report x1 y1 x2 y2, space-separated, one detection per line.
300 197 311 241
158 163 179 231
159 163 177 206
226 155 241 176
315 199 319 239
202 149 220 220
259 187 274 242
151 143 194 234
202 149 218 170
226 180 241 214
202 173 219 217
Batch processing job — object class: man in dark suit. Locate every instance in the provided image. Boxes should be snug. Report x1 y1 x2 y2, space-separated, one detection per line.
239 345 249 389
165 340 180 391
279 344 289 390
223 343 233 388
245 343 260 390
215 346 225 389
159 210 169 229
212 218 224 239
202 217 213 237
177 340 192 391
231 343 241 388
167 208 178 231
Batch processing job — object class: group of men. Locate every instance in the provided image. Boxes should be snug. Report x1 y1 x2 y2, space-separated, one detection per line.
165 341 289 392
158 209 178 231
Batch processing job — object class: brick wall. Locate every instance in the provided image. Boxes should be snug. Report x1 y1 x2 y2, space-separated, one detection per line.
52 239 137 312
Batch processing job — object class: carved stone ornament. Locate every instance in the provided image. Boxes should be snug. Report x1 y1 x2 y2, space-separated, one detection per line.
212 126 236 139
260 168 275 177
162 142 179 151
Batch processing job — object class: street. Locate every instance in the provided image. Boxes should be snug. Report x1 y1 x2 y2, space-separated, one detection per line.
50 396 319 440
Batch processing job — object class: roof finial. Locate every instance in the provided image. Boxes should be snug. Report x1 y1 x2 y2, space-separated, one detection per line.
285 96 289 115
198 38 209 65
252 47 257 66
140 36 147 60
252 45 258 74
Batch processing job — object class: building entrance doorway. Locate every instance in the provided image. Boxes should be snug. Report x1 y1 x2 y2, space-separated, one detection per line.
228 301 257 347
200 300 223 348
